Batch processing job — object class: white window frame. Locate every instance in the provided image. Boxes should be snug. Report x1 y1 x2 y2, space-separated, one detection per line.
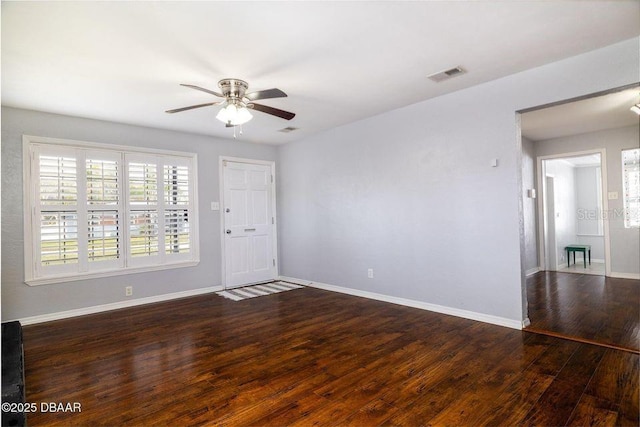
622 147 640 229
23 135 200 286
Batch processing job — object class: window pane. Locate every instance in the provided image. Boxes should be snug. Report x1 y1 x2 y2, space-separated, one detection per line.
164 165 189 205
622 148 640 228
130 211 158 256
87 158 119 205
88 211 120 262
40 212 78 265
165 210 190 254
129 162 157 204
40 155 77 205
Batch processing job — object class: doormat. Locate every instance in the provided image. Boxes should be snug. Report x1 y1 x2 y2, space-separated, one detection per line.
216 281 304 301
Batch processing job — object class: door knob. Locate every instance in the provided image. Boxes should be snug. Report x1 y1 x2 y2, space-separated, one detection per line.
226 229 231 234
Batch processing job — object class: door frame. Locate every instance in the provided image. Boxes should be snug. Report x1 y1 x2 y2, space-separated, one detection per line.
544 174 558 271
219 156 278 289
536 148 611 276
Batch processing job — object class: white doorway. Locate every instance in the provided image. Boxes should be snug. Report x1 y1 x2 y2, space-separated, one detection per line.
220 157 278 288
537 150 610 276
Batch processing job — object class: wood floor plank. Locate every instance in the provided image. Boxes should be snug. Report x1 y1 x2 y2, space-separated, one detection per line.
556 343 606 386
342 398 398 426
586 349 638 404
566 394 619 427
478 370 555 426
521 378 585 426
527 335 580 376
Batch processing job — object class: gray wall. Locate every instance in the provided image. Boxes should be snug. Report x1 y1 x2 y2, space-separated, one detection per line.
1 107 277 320
535 125 640 275
277 38 639 323
521 137 538 272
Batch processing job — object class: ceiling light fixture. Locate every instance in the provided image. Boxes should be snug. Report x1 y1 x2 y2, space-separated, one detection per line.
630 103 640 115
215 101 253 125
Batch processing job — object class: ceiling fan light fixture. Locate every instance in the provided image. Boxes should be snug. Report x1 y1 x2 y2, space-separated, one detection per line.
216 103 253 125
630 103 640 115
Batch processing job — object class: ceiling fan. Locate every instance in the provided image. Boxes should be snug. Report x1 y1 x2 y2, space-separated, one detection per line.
166 79 295 129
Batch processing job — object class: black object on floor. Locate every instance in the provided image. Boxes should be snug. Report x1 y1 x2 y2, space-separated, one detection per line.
2 321 26 427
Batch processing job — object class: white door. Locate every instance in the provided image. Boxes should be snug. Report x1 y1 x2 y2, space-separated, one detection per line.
222 160 276 288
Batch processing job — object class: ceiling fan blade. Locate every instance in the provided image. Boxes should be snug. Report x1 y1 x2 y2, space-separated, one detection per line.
244 88 287 101
249 103 296 120
180 84 224 98
225 123 236 128
165 102 219 113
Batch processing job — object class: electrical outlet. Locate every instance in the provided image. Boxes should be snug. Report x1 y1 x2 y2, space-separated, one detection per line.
125 286 133 297
367 268 374 279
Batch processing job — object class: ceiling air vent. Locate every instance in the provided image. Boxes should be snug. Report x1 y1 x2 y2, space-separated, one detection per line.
278 126 299 133
427 66 466 83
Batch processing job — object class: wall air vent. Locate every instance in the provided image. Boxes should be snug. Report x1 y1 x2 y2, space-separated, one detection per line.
278 126 299 133
427 66 466 83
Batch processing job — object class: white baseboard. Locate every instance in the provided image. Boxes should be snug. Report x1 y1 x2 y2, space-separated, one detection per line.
14 286 223 326
525 267 540 277
609 272 640 280
280 276 527 330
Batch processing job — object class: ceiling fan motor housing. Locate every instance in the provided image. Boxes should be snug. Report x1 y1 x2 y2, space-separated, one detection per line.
218 79 249 102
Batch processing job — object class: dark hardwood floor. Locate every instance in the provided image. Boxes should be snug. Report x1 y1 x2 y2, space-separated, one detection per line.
526 271 640 353
23 286 639 426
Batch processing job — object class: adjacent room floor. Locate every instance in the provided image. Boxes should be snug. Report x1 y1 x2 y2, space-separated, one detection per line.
526 271 640 353
23 286 638 425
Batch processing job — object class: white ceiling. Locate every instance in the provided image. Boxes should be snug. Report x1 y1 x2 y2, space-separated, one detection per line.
560 154 602 167
521 87 640 141
2 1 639 145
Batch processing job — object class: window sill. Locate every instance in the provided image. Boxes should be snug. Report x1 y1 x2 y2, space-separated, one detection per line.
25 260 200 286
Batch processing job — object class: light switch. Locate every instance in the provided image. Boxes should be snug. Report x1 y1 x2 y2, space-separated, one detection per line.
527 189 536 199
608 192 618 200
491 158 498 167
210 202 220 211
